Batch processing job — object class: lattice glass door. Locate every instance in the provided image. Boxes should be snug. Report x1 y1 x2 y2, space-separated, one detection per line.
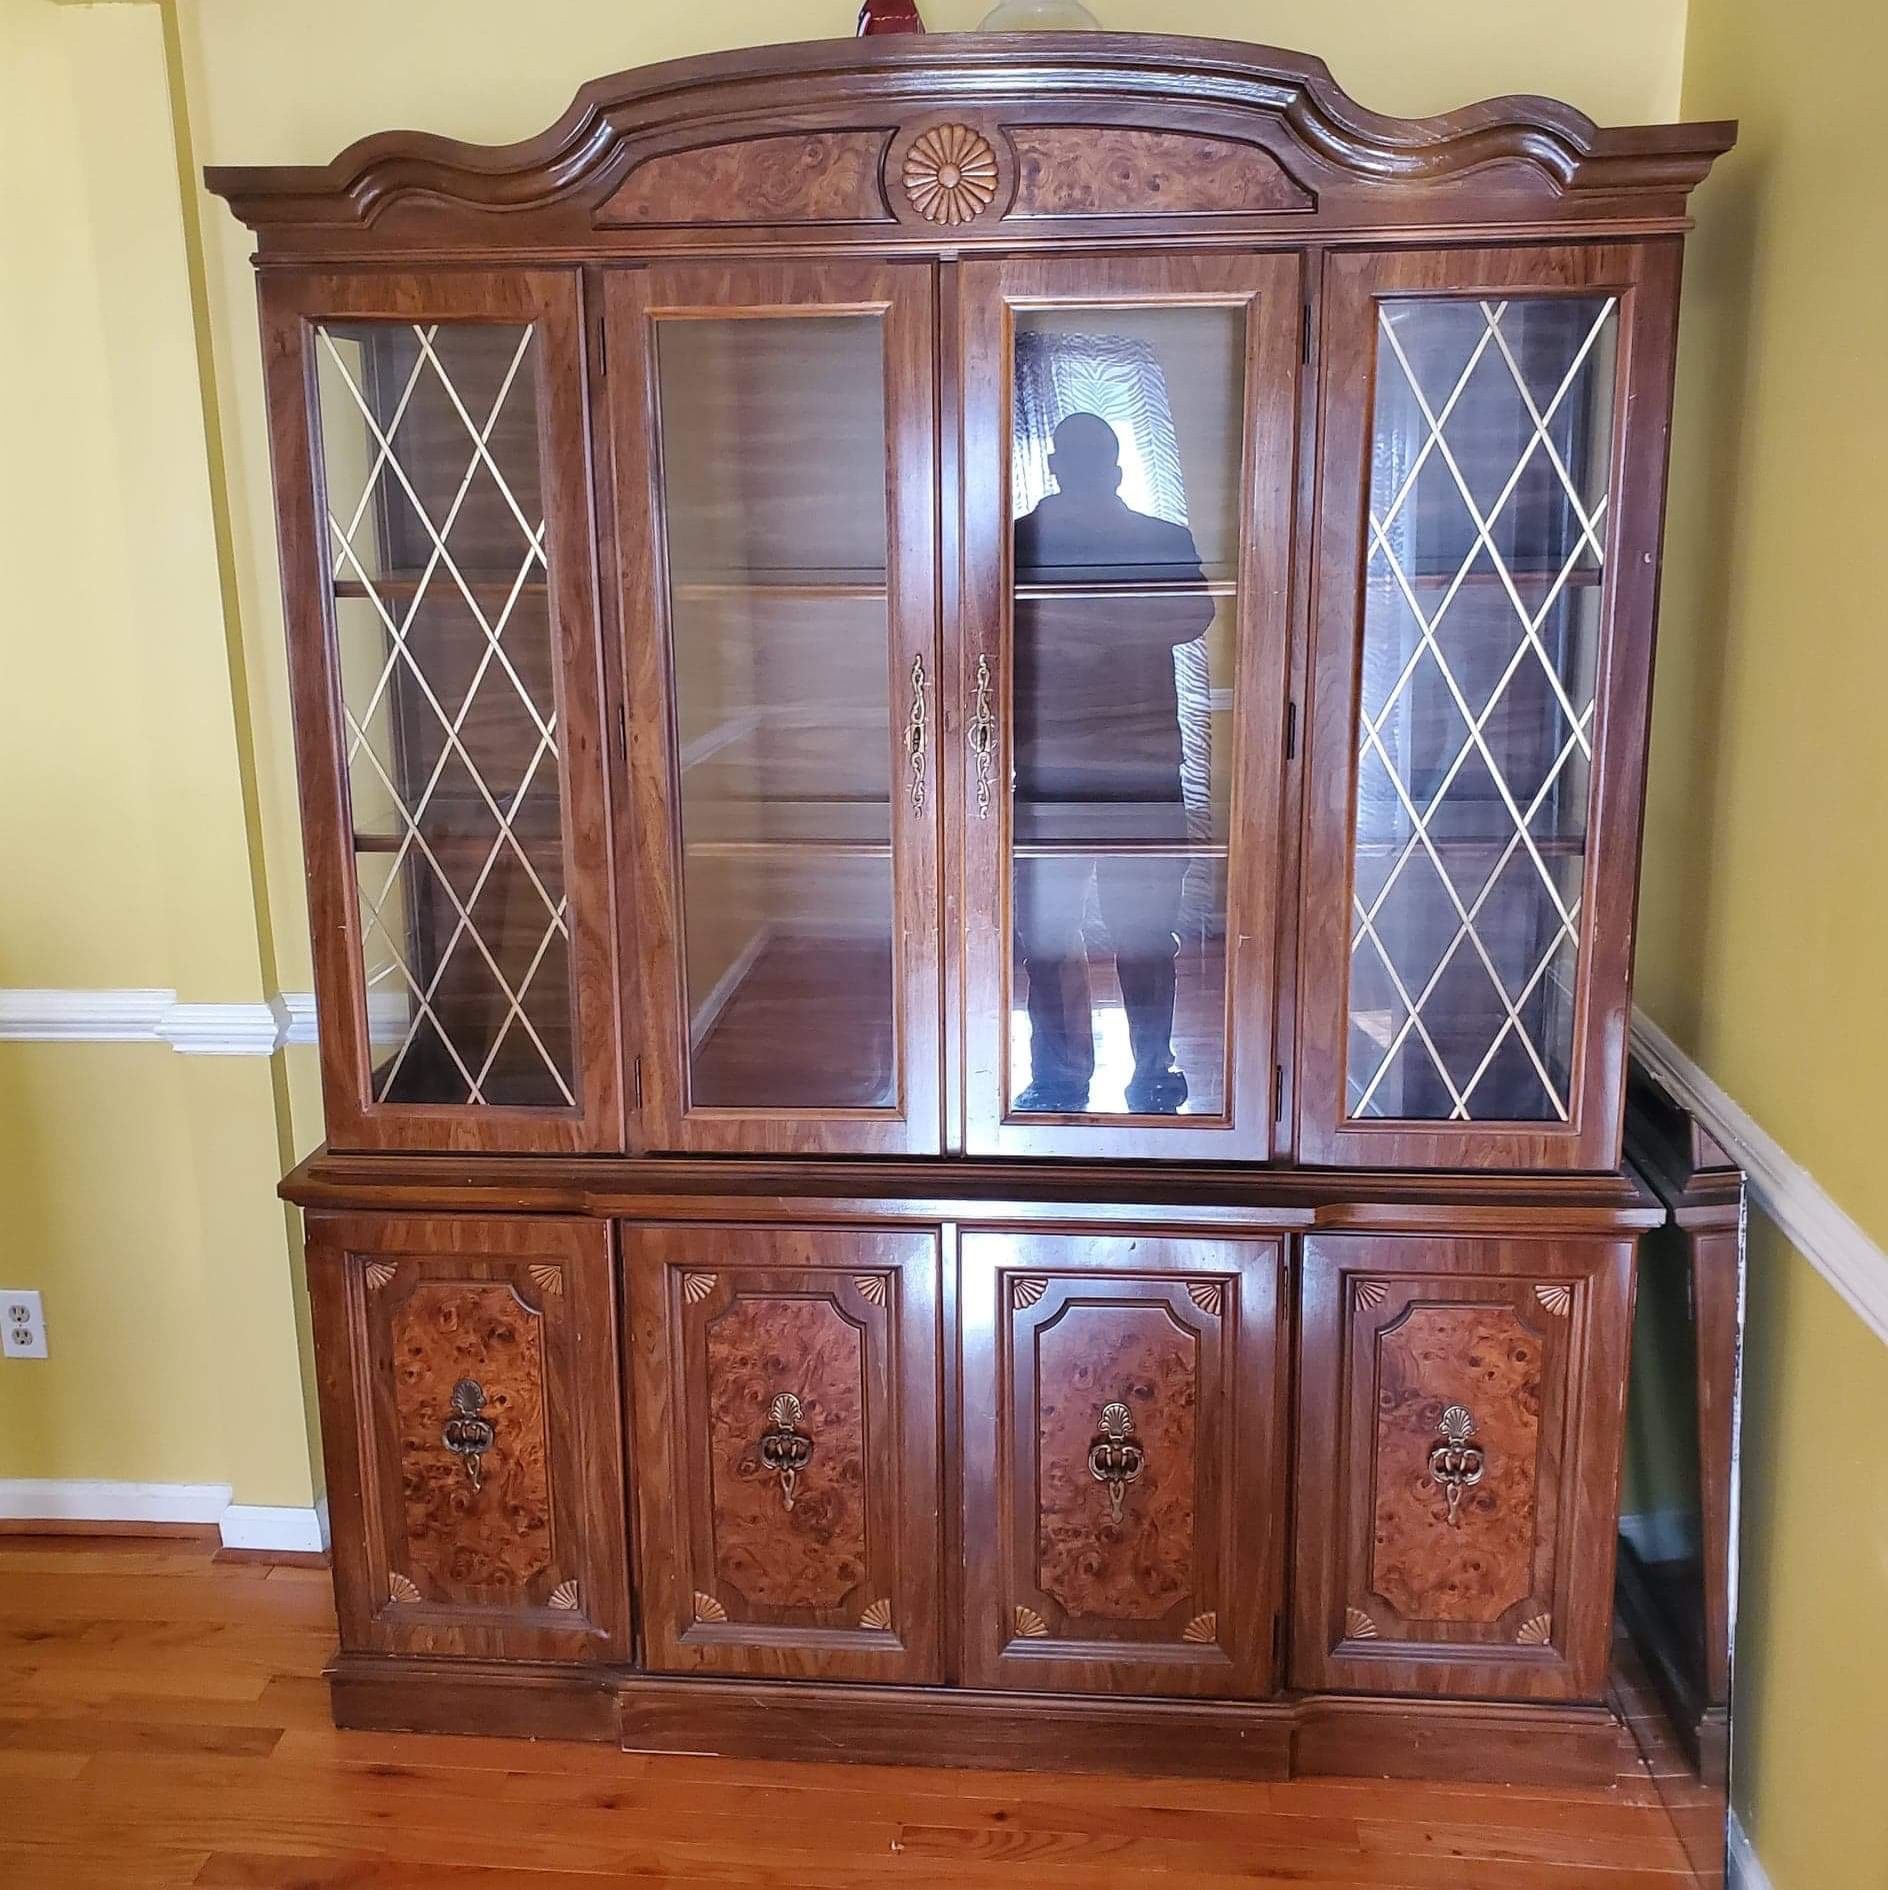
1300 245 1680 1169
266 273 618 1152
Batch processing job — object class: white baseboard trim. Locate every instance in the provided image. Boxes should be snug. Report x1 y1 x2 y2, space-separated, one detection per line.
0 1478 232 1525
0 1479 328 1554
1726 1811 1771 1890
218 1497 330 1555
1631 1006 1888 1348
0 987 324 1058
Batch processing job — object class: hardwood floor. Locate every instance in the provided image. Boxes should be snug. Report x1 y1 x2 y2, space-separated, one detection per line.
0 1535 1710 1888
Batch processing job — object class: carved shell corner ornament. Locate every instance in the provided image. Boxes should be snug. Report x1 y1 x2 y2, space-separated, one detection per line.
682 1271 718 1305
1517 1613 1554 1646
1534 1282 1573 1317
693 1592 728 1624
1013 1604 1050 1639
548 1579 581 1612
852 1273 888 1308
1354 1280 1388 1310
527 1263 564 1297
1344 1606 1381 1641
901 123 999 225
1011 1276 1047 1309
859 1597 894 1632
1186 1280 1225 1317
362 1261 397 1290
1181 1612 1217 1645
388 1572 422 1605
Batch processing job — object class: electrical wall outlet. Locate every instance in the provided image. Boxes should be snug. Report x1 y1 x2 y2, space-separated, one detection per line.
3 1291 47 1359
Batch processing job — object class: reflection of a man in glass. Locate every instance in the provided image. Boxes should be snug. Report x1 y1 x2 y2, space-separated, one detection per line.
1011 412 1211 1115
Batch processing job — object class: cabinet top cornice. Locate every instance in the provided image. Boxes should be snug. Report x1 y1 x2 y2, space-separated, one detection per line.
206 32 1735 258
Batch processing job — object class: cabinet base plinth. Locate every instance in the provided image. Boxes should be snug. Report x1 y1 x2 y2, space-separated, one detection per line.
328 1657 1624 1785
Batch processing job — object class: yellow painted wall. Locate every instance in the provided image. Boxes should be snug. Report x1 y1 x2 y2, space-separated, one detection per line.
1639 0 1888 1881
0 0 315 1508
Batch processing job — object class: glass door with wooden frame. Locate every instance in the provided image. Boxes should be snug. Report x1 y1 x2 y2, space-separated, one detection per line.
607 262 941 1154
1297 243 1679 1170
958 253 1301 1159
261 270 620 1154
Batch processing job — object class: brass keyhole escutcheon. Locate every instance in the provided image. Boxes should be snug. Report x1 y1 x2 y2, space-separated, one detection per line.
1086 1399 1145 1524
1426 1403 1486 1526
759 1392 814 1511
440 1378 495 1492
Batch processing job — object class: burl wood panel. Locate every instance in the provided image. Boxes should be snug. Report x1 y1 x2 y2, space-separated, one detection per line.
1036 1302 1198 1622
705 1292 869 1610
1370 1302 1544 1624
1007 127 1312 217
597 133 893 225
389 1281 554 1596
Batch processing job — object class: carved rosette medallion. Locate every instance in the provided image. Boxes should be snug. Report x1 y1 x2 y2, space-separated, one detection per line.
901 124 999 225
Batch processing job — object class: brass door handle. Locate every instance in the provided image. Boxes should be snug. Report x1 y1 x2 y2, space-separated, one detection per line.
759 1392 814 1511
1086 1400 1145 1523
1427 1403 1486 1526
967 652 998 819
441 1378 495 1492
905 655 928 813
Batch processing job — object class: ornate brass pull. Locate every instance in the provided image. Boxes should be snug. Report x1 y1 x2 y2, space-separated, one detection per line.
759 1392 814 1511
441 1378 495 1492
1086 1400 1145 1523
1427 1403 1486 1526
905 655 928 813
967 652 998 819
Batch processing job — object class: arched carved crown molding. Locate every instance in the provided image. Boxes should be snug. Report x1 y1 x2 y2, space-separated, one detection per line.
206 32 1733 251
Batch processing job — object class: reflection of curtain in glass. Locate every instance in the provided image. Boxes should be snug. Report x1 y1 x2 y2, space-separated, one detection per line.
1012 331 1216 937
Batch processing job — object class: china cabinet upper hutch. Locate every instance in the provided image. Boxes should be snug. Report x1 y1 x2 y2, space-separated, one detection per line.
211 32 1732 1781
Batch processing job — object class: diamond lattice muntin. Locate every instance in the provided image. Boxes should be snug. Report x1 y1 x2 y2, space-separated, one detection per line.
1345 295 1619 1124
315 320 576 1109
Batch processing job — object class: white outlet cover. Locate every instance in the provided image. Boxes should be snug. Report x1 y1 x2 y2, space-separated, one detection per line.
2 1289 47 1359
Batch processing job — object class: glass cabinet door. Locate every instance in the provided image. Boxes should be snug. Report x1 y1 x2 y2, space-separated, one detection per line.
262 272 619 1153
607 263 940 1154
959 254 1301 1159
1298 244 1680 1169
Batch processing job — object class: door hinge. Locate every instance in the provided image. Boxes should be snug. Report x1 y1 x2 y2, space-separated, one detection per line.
631 1056 643 1110
1285 700 1298 761
615 703 628 761
1273 1063 1285 1122
596 319 607 377
1273 1610 1287 1675
1301 299 1314 363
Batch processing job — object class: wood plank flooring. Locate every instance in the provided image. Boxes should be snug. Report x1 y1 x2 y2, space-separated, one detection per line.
0 1535 1710 1888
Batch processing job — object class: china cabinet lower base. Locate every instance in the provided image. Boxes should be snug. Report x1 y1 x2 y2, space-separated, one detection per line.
327 1655 1625 1784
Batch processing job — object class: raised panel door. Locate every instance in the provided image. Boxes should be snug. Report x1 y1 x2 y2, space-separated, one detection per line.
1298 243 1682 1168
305 1213 627 1663
1293 1233 1634 1700
607 263 941 1154
624 1224 941 1681
960 1231 1285 1696
958 253 1302 1160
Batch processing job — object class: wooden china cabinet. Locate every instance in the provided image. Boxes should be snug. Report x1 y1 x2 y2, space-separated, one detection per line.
211 33 1733 1781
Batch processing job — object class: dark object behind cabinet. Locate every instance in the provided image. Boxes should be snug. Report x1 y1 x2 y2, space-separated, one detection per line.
211 32 1733 1782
